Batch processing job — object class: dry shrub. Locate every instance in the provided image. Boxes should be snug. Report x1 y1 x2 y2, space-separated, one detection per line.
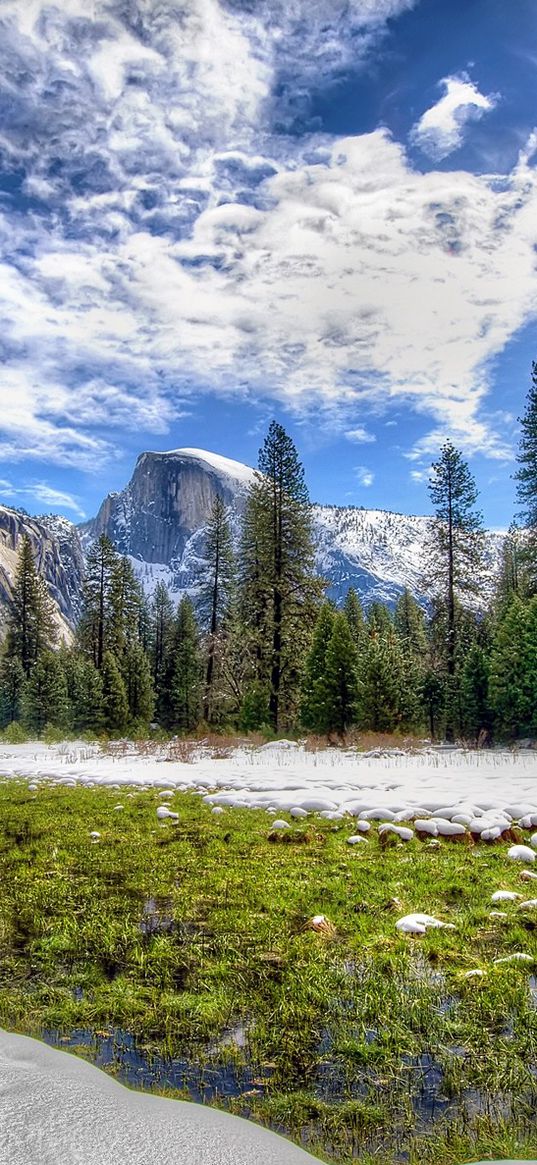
165 738 198 764
267 827 325 845
304 730 426 753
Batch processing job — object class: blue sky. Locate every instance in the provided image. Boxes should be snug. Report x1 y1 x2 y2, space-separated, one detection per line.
1 0 537 527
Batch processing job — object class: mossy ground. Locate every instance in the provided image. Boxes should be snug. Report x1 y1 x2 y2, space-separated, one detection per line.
0 778 536 1163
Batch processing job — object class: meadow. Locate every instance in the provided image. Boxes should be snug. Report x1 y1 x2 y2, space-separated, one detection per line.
0 760 537 1164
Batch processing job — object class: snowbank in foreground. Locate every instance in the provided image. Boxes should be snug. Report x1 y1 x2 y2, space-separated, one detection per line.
1 741 537 823
0 1028 321 1165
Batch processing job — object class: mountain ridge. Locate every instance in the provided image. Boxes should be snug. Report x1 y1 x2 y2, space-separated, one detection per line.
0 447 502 636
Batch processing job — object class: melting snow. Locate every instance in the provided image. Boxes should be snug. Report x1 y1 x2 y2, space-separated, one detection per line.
0 742 536 831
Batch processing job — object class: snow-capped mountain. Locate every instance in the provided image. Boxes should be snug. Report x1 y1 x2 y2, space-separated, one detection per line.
0 447 502 638
78 447 500 608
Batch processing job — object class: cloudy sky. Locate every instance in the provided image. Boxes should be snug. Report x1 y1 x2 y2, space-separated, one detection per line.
1 0 536 525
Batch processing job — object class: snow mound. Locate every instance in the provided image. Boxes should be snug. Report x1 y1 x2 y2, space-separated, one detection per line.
0 1028 321 1165
396 913 455 936
507 845 536 863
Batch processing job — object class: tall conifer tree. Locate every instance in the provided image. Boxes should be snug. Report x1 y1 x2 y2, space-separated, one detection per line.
423 441 484 740
241 421 322 731
6 535 57 675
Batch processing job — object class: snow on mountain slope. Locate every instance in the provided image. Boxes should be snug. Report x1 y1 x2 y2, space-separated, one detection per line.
165 448 257 489
78 446 503 610
313 505 431 604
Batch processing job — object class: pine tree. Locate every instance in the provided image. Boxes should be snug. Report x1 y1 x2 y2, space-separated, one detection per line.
514 361 537 533
0 657 25 727
169 597 202 731
423 441 484 740
367 601 393 636
494 524 528 609
460 643 492 743
6 535 57 675
78 535 119 669
394 589 428 662
489 596 533 738
343 588 365 649
197 497 235 722
63 652 104 733
420 669 446 740
101 650 129 732
150 582 175 720
109 557 143 661
122 641 155 726
321 612 360 736
300 603 335 730
240 422 322 731
238 680 270 733
22 651 69 734
359 627 405 732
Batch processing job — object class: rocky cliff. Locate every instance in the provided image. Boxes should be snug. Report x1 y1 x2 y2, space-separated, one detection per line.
78 447 499 608
0 507 85 641
79 449 255 564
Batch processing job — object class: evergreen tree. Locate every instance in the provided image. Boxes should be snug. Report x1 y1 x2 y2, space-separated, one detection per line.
150 582 175 720
197 496 235 722
122 641 155 726
78 535 119 669
101 650 129 732
238 680 270 733
343 588 365 649
514 361 537 533
0 657 25 727
240 422 322 731
300 603 335 731
367 602 393 637
169 597 202 731
6 535 57 675
22 651 69 734
460 643 492 743
420 669 446 740
394 589 428 662
423 441 484 740
321 612 360 736
489 596 534 738
359 627 405 732
494 523 528 609
109 556 143 660
63 652 104 733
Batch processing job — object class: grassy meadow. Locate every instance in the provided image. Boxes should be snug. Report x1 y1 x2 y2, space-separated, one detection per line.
0 777 536 1163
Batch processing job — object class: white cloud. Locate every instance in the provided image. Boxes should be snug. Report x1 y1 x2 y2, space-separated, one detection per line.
0 477 86 517
31 484 86 518
0 3 532 473
410 469 427 483
410 73 498 160
344 426 376 444
355 466 374 487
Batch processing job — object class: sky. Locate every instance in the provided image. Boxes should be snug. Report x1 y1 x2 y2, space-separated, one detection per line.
1 0 537 527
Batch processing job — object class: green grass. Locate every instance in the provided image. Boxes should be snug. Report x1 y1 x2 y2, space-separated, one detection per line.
0 778 536 1162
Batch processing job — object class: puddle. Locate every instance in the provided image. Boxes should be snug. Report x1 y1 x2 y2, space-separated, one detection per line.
43 1027 266 1104
140 897 175 938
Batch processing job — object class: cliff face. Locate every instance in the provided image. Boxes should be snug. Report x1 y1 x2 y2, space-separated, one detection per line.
0 507 85 641
78 447 501 609
79 449 255 564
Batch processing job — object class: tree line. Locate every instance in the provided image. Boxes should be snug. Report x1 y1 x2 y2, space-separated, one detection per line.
1 363 537 743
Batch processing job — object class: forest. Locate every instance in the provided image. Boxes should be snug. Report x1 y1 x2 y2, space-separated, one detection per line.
1 366 536 747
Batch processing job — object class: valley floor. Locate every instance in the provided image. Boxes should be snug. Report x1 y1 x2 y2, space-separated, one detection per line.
1 741 537 1163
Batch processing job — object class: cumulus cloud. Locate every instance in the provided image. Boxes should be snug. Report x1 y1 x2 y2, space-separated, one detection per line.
0 2 533 472
355 466 374 487
345 426 376 444
410 73 498 160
